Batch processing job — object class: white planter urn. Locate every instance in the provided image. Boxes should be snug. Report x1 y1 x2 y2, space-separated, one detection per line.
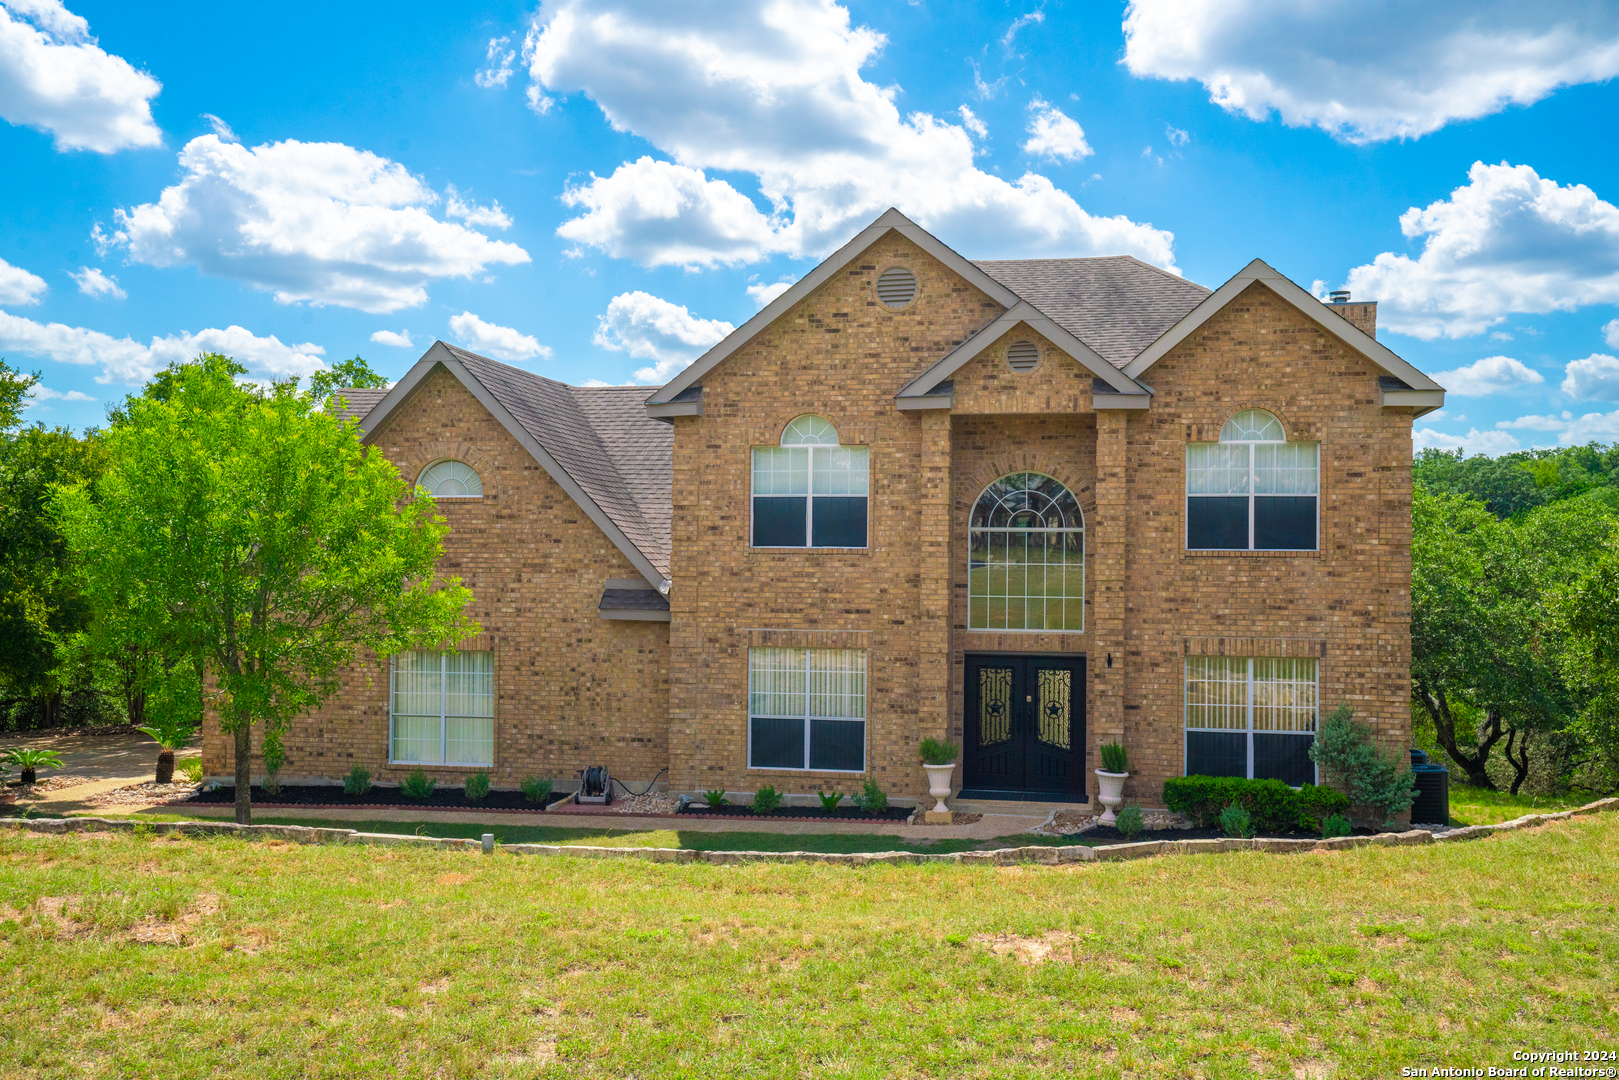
922 762 956 816
1094 769 1128 825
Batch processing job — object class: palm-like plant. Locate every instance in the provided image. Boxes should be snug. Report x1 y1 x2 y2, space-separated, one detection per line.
136 712 197 784
4 748 65 786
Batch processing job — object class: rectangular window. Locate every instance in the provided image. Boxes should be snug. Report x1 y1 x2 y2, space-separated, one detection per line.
1184 656 1317 784
1186 441 1319 550
751 446 869 548
390 650 494 766
747 648 866 771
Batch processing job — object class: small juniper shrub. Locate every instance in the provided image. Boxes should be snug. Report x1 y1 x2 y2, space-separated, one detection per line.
817 790 844 811
463 771 490 803
1099 741 1129 774
1220 802 1256 839
1310 705 1417 824
1115 804 1144 839
853 779 888 814
919 737 958 765
520 776 553 804
751 785 782 815
1321 813 1353 839
343 765 372 796
400 767 435 800
703 789 727 809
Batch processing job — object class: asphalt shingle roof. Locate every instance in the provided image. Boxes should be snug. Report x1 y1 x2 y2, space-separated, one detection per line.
974 256 1211 368
327 387 390 422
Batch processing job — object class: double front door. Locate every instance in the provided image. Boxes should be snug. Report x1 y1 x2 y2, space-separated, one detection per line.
962 654 1086 801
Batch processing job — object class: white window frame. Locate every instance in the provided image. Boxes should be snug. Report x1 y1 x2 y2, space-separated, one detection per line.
1185 414 1320 552
749 416 869 550
388 651 495 767
417 459 484 499
966 472 1085 633
1182 656 1318 783
746 648 868 773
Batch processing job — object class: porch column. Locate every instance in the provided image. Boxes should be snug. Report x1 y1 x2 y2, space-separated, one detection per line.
916 409 953 748
1090 410 1128 777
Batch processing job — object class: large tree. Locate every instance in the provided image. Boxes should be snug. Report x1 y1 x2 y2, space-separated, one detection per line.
56 356 475 823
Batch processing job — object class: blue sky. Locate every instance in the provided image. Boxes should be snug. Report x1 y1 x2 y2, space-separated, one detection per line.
3 0 1619 456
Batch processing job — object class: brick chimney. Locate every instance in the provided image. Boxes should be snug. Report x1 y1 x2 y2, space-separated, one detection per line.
1326 289 1376 339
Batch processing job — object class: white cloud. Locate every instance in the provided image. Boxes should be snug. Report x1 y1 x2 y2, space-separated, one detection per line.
448 311 549 362
1423 410 1465 423
444 184 513 229
1561 353 1619 401
1605 319 1619 349
1164 123 1188 147
0 256 48 306
957 105 987 140
593 291 733 385
525 0 1176 270
1413 427 1521 457
69 265 123 299
476 35 516 88
746 281 793 307
1340 162 1619 340
1496 408 1619 446
108 135 531 314
200 112 236 141
1429 355 1544 396
23 382 94 411
1122 1 1619 143
369 329 414 349
1021 97 1092 162
0 0 162 152
1001 11 1044 51
0 310 325 384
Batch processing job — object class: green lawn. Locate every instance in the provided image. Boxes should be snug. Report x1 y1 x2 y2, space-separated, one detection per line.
1445 784 1601 826
2 812 1615 1078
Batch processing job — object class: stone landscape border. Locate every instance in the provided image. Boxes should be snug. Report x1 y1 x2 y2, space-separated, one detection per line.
1 799 1613 866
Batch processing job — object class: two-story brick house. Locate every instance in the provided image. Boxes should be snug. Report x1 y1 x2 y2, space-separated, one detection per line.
203 208 1444 809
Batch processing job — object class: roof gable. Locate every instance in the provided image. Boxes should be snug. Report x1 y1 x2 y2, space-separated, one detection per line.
360 342 672 590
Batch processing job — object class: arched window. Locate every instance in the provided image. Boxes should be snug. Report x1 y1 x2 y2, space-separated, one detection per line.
968 472 1084 631
1186 409 1318 550
751 415 869 548
417 460 483 499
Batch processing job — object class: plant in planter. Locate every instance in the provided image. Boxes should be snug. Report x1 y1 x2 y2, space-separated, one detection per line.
703 789 727 809
751 785 782 815
1094 741 1129 825
136 711 196 785
400 767 436 800
3 747 64 786
817 790 844 812
521 776 553 804
464 771 491 803
853 779 888 815
1115 804 1144 840
918 737 958 819
344 765 373 796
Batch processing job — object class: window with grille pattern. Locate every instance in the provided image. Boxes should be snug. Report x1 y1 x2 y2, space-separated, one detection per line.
391 651 494 765
1184 655 1317 784
751 415 868 548
968 472 1084 631
417 460 483 498
748 648 866 771
1186 410 1318 550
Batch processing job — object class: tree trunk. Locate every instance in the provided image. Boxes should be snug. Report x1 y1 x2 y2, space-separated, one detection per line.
156 749 175 785
233 719 252 825
1415 680 1502 789
1504 727 1531 796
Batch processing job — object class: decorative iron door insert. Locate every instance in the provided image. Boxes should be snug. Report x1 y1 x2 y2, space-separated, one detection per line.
961 654 1086 801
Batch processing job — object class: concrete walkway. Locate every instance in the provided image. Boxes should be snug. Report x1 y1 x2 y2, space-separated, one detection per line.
1 729 199 816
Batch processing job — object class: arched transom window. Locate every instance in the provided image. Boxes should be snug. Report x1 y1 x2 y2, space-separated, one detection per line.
968 472 1084 631
1186 409 1318 550
751 415 869 548
417 459 483 499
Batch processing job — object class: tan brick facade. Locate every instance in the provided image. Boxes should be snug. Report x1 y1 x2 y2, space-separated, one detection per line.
207 231 1420 812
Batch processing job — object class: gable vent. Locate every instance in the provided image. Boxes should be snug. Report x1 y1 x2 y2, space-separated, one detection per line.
1006 340 1040 372
876 266 917 308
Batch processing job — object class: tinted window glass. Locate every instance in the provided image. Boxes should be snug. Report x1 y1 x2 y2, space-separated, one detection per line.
749 716 805 769
811 496 868 548
752 497 807 547
809 719 865 771
1254 496 1317 550
1254 733 1315 786
1186 731 1247 777
1187 497 1249 549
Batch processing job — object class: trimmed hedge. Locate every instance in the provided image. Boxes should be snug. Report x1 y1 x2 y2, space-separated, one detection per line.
1163 776 1350 833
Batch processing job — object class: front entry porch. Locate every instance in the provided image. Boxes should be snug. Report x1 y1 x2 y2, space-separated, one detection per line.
958 653 1087 802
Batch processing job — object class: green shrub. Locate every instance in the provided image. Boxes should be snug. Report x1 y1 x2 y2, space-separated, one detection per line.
1115 804 1144 839
1162 775 1349 833
1293 782 1351 831
399 767 435 800
520 776 553 804
343 765 372 796
1220 802 1255 838
463 771 490 803
1099 741 1129 774
751 785 782 815
1310 705 1417 822
817 790 844 811
260 735 285 797
179 758 205 784
703 789 727 809
853 779 888 814
1321 813 1353 839
919 737 958 765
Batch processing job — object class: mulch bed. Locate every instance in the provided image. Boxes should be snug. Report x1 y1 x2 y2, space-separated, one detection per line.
680 803 913 822
181 784 568 813
0 723 142 740
1070 823 1401 844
